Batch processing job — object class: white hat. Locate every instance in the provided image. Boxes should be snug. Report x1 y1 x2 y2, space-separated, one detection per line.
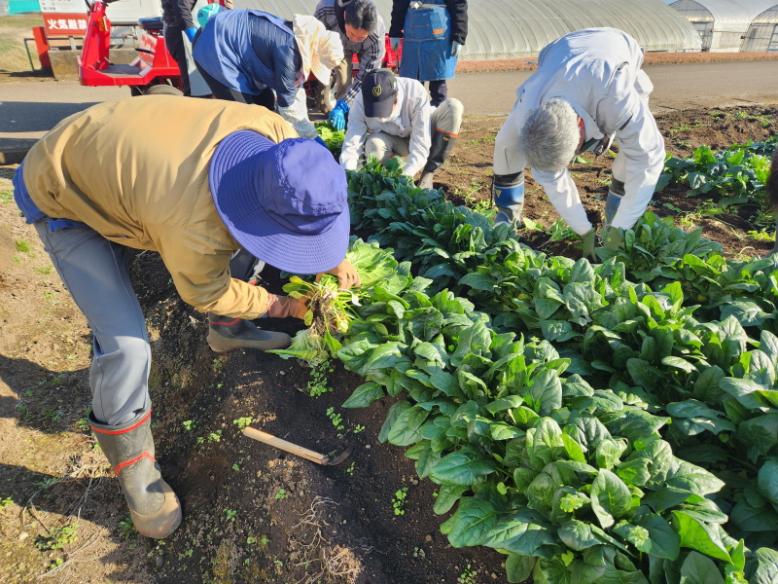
293 15 344 85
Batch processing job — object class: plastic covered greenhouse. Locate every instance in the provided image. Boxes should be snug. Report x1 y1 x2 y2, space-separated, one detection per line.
235 0 702 59
668 0 778 51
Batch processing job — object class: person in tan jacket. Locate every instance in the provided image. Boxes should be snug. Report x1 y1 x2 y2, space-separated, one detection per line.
13 96 359 539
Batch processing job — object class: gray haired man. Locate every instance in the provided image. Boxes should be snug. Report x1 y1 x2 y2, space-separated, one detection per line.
492 27 665 258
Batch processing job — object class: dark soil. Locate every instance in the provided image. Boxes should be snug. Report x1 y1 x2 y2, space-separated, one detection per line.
437 105 778 257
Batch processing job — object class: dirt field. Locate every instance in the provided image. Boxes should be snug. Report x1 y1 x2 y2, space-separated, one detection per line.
0 104 776 584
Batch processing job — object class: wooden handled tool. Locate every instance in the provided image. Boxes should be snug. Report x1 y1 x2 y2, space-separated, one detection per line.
242 427 351 466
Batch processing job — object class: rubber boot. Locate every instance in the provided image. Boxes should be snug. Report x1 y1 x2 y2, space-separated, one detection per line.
419 128 457 190
493 172 525 226
605 179 625 225
90 409 181 539
207 314 291 353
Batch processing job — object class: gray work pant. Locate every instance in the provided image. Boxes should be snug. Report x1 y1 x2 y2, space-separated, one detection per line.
34 221 151 429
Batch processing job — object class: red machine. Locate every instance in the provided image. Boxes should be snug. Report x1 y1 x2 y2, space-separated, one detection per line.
79 0 182 94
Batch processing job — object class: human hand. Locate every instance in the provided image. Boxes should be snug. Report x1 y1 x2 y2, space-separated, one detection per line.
317 259 361 289
266 294 308 319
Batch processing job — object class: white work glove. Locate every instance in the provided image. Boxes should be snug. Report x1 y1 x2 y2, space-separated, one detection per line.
451 41 463 57
390 37 401 51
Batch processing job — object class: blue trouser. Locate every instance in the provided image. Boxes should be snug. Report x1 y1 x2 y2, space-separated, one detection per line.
34 221 152 428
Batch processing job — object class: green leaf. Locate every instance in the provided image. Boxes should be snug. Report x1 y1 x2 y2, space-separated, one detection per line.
525 418 566 469
486 395 524 415
440 497 497 547
747 547 778 584
459 271 495 291
558 519 601 551
666 400 735 436
378 401 411 443
672 510 731 562
637 514 681 560
433 484 468 515
484 509 555 555
342 382 385 408
387 405 429 446
679 552 724 584
505 554 535 584
595 438 628 470
562 432 587 463
662 356 698 374
527 370 563 416
757 458 778 507
429 449 496 486
590 469 633 529
491 423 523 441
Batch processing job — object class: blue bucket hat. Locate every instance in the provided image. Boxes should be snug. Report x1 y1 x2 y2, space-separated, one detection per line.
209 131 350 274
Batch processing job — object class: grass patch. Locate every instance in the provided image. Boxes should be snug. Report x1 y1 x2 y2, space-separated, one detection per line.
15 239 31 253
0 190 12 205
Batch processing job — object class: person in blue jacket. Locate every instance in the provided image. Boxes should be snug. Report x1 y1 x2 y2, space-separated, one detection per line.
193 8 344 138
389 0 468 107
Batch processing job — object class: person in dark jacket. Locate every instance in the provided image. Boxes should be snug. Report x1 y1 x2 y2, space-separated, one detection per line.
193 9 344 138
313 0 386 131
389 0 468 106
161 0 197 95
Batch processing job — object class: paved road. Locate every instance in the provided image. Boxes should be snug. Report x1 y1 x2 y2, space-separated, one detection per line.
449 60 778 116
1 60 778 154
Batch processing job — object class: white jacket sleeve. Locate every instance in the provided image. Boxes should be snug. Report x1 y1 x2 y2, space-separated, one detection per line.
493 108 526 175
278 87 318 139
532 167 592 235
404 101 432 177
608 99 665 229
339 98 368 171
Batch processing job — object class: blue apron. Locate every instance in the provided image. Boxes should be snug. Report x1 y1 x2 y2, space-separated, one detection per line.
400 1 457 82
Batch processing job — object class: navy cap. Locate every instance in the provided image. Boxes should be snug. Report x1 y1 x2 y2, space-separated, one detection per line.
361 68 398 118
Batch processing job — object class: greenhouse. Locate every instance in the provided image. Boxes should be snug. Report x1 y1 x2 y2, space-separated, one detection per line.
237 0 702 59
668 0 778 51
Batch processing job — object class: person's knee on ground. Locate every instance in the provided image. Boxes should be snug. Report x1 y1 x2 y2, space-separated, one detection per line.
365 133 395 164
606 178 625 225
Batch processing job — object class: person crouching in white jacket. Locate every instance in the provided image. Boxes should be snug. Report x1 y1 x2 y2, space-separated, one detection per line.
340 68 463 188
492 27 666 259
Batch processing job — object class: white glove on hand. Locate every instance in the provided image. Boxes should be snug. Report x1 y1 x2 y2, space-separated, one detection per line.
451 41 462 57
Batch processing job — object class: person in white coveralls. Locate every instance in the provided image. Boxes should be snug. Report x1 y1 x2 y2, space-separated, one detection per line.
492 27 666 258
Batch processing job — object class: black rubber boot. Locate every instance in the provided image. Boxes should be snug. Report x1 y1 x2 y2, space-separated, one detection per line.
90 409 181 539
419 129 457 189
207 314 291 353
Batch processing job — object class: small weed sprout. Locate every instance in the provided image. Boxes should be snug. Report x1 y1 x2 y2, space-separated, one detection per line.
232 416 253 430
15 240 32 254
325 407 344 432
207 430 222 443
0 496 13 509
458 562 477 584
392 487 408 516
35 522 78 551
352 424 365 434
224 508 238 521
345 462 356 476
118 516 136 539
182 419 196 432
274 488 288 501
306 360 334 397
